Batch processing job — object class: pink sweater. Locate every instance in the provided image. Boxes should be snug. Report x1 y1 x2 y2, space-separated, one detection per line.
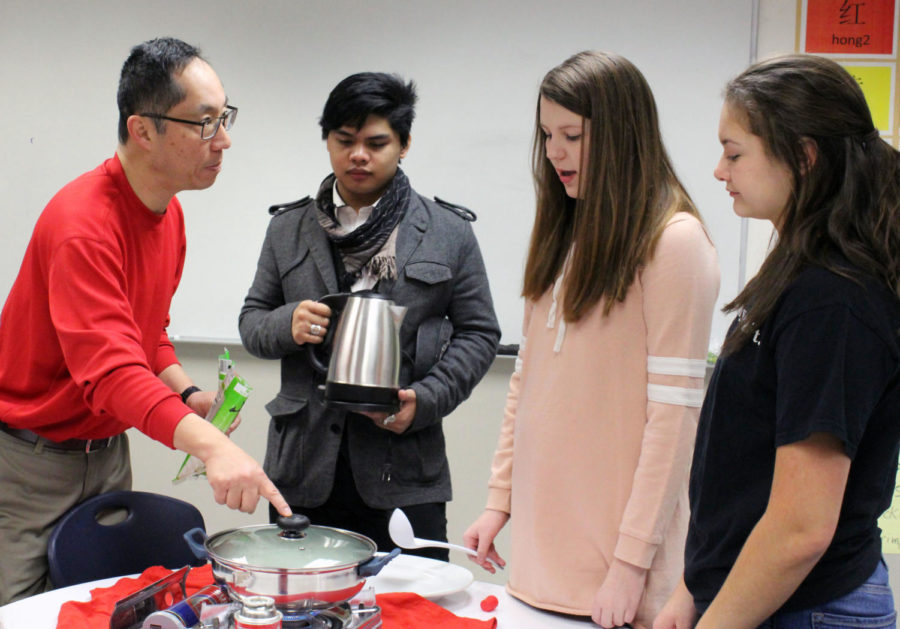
486 213 720 622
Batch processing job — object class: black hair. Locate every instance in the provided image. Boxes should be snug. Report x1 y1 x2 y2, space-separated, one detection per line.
117 37 204 144
319 72 417 146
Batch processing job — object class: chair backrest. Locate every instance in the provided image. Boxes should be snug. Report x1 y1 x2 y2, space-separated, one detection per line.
47 490 206 588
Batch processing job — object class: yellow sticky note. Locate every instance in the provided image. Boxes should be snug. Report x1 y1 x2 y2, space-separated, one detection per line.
878 458 900 553
841 64 894 133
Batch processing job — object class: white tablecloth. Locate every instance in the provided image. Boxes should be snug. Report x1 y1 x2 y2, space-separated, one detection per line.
0 576 593 628
0 576 124 629
439 580 594 627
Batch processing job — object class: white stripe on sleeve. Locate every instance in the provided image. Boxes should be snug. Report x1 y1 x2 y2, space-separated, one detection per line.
647 383 705 408
647 356 708 378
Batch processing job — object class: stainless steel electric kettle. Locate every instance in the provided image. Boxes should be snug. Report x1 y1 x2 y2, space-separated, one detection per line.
308 292 408 412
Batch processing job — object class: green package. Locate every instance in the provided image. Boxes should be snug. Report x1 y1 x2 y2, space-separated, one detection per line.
173 349 252 483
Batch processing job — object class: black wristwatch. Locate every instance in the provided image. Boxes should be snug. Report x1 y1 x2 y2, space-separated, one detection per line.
180 385 202 404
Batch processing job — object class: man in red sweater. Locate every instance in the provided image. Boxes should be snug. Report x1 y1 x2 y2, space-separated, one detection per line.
0 37 290 605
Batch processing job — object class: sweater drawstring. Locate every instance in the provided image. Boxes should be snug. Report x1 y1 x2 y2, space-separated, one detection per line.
553 320 567 353
546 250 571 354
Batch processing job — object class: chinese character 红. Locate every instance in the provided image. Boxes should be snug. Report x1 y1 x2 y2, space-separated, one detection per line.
840 0 866 25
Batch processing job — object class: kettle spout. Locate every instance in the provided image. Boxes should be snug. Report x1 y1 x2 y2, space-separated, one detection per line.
389 304 408 327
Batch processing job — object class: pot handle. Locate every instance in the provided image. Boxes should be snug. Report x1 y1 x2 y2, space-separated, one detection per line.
357 547 401 578
183 527 209 561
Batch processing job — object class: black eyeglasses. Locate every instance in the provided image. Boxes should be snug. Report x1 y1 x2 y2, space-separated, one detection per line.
140 105 238 140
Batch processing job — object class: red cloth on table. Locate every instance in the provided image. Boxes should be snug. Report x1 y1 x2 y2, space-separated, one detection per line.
377 592 497 628
56 564 214 628
55 565 497 628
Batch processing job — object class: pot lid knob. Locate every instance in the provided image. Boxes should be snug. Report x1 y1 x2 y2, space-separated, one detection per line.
276 514 310 539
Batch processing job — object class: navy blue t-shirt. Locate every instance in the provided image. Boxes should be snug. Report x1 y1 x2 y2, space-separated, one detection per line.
685 265 900 612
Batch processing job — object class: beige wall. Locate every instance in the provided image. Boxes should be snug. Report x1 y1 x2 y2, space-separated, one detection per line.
745 0 796 278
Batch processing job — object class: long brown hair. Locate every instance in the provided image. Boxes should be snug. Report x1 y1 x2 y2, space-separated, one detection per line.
523 50 699 321
720 54 900 355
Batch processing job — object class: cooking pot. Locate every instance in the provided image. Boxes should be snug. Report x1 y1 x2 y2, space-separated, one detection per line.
184 514 399 610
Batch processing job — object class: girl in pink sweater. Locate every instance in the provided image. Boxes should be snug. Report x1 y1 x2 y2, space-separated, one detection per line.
464 51 719 628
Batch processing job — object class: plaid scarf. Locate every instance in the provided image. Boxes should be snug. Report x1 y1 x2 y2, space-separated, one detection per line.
315 168 411 288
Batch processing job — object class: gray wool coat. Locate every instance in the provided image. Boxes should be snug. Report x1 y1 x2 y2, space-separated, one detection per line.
239 191 500 509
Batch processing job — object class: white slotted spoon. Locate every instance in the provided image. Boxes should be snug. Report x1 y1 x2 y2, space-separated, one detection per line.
388 508 503 569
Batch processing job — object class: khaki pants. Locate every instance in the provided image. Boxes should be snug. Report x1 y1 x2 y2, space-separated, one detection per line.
0 430 131 605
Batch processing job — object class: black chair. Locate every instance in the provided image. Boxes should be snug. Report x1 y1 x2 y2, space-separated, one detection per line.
47 490 207 587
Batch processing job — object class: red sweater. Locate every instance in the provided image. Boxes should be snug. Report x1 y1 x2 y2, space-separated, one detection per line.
0 155 191 447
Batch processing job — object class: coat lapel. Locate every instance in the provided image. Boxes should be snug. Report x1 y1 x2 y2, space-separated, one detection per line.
300 207 339 293
395 194 428 272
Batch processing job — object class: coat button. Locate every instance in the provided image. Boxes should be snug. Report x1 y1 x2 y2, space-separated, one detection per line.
330 423 341 434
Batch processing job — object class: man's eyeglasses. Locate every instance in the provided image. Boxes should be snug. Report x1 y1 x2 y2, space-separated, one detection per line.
140 105 238 140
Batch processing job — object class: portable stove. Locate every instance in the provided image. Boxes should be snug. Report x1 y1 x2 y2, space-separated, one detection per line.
113 571 383 629
275 601 381 629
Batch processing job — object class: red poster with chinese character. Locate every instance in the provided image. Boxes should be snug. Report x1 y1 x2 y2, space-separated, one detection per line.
805 0 896 55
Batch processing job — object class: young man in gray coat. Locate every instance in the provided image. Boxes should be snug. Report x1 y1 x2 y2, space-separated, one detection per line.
239 72 500 558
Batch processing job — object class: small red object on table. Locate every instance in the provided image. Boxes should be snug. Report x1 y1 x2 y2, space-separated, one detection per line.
480 595 499 612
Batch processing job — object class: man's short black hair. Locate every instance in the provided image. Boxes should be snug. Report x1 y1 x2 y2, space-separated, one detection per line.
319 72 417 147
117 37 204 144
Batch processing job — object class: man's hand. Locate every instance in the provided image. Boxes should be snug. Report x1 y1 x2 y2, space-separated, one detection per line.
183 388 216 418
203 437 290 515
361 388 417 434
173 414 291 516
291 300 331 346
184 389 241 434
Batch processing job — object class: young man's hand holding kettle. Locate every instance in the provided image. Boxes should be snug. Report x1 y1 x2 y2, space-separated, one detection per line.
292 300 331 345
363 389 416 434
293 298 415 433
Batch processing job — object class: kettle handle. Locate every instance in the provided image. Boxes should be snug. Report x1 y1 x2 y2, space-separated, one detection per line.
306 292 350 374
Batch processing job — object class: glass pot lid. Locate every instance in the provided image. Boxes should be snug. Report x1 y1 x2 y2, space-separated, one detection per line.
205 515 376 570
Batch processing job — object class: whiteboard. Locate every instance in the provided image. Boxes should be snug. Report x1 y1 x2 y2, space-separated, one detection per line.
0 0 753 348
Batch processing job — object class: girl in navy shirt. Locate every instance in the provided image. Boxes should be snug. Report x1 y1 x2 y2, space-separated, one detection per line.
655 55 900 628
